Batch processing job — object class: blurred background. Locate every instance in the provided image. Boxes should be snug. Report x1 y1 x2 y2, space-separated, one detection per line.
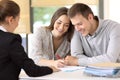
12 0 120 55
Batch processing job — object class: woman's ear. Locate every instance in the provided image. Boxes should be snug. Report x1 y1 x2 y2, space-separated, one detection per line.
5 16 14 24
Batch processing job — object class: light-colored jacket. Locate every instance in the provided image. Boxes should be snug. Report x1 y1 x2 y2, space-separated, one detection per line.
29 27 70 64
71 18 120 66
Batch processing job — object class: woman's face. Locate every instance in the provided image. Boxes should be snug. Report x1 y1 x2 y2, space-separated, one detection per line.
9 15 20 32
13 16 20 31
52 15 70 37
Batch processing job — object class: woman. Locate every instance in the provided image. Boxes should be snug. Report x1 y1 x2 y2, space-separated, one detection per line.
30 7 74 68
0 0 59 80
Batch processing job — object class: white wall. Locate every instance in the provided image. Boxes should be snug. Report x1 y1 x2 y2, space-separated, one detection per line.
104 0 120 23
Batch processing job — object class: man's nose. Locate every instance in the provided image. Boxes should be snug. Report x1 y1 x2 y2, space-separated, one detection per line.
75 26 80 31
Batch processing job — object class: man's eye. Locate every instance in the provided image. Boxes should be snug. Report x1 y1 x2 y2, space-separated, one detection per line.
77 23 82 26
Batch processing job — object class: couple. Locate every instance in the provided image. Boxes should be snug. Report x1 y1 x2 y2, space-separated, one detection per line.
30 2 120 68
1 0 120 80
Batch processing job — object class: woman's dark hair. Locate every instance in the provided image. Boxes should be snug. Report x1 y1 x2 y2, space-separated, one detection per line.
0 0 20 22
47 7 74 42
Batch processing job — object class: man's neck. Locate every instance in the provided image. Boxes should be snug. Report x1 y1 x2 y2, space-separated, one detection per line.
89 19 99 35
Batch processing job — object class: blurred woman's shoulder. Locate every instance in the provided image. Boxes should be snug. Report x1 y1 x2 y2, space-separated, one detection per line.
34 26 50 33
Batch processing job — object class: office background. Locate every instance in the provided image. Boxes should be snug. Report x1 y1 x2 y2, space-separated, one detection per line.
12 0 120 54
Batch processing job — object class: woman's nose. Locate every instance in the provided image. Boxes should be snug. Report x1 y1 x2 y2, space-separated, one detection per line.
59 24 64 30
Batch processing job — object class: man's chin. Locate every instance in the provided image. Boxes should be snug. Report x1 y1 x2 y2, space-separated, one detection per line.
81 33 87 37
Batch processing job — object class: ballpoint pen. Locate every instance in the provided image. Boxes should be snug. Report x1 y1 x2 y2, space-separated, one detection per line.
56 54 61 59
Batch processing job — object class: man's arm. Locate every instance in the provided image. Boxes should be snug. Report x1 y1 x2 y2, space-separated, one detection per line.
70 24 120 66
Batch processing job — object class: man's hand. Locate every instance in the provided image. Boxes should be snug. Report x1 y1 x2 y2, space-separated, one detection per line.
64 56 79 66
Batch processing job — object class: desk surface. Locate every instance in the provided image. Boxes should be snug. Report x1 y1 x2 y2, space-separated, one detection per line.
19 66 120 80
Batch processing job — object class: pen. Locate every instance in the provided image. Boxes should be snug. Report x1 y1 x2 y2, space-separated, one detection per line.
56 54 61 59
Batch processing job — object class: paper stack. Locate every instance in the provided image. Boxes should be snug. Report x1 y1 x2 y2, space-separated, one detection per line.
84 62 120 77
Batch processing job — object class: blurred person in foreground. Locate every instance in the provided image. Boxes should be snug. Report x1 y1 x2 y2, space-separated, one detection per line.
0 0 59 80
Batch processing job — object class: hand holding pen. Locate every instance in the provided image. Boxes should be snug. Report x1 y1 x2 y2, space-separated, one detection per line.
54 54 66 68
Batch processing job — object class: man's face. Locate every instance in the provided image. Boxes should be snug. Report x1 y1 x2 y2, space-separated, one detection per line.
70 14 93 36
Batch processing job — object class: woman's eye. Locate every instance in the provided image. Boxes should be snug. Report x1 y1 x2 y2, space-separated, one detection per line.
64 25 69 27
57 22 61 24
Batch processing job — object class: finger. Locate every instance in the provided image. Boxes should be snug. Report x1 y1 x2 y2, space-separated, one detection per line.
58 62 65 68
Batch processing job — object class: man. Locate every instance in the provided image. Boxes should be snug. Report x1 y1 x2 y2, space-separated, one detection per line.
65 3 120 66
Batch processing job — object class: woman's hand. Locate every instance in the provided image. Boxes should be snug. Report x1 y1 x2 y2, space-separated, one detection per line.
49 66 60 72
54 59 66 68
38 59 66 68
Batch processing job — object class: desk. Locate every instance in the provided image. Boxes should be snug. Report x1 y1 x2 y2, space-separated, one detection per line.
19 66 120 80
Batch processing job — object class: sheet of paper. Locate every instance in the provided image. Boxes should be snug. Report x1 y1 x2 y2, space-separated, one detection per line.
59 66 84 72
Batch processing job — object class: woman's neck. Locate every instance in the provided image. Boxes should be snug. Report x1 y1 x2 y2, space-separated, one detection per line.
52 30 64 53
0 24 8 32
52 30 63 40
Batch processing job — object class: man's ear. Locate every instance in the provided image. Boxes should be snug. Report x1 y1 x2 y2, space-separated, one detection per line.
88 14 94 20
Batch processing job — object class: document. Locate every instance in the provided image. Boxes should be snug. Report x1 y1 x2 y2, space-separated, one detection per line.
84 62 120 77
59 66 84 72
